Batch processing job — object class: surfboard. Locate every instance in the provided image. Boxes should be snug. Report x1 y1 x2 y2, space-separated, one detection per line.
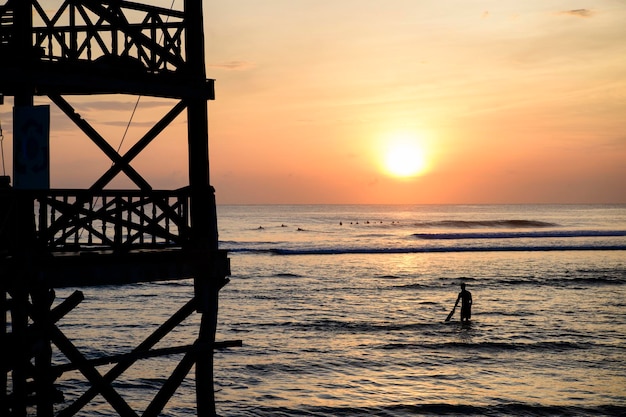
445 307 455 322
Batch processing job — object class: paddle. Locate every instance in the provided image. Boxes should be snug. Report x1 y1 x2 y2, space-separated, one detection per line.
445 306 456 322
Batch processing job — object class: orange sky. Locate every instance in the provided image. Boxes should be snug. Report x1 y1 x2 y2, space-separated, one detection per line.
1 0 625 204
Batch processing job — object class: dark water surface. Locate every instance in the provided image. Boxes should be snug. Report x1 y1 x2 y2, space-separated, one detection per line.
52 205 626 416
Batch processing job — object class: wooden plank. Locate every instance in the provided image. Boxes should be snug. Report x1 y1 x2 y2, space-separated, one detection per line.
52 340 242 374
2 249 229 289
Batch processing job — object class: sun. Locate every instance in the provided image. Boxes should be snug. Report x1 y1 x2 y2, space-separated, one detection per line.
382 134 428 178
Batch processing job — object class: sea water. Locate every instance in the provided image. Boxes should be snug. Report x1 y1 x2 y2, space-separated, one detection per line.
51 204 626 416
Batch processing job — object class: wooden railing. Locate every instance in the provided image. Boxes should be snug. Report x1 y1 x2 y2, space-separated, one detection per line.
0 0 186 74
1 188 192 254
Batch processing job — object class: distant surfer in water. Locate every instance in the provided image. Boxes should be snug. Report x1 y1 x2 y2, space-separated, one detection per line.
454 283 472 322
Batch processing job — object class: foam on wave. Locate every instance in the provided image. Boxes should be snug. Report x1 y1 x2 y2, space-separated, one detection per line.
412 230 626 240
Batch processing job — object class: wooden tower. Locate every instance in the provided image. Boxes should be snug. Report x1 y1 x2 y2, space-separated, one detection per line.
0 0 236 416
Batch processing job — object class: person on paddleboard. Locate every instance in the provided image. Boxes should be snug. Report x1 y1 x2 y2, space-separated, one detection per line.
454 283 472 322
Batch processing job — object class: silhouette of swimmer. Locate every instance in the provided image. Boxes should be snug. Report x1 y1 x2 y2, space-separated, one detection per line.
454 283 473 322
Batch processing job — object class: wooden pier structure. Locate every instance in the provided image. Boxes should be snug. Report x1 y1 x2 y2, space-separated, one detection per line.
0 1 236 416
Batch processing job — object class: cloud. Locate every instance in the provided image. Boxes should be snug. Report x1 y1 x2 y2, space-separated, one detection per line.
78 99 170 111
207 61 255 71
560 9 593 18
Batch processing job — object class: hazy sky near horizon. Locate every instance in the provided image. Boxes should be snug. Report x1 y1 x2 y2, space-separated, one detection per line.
1 0 625 204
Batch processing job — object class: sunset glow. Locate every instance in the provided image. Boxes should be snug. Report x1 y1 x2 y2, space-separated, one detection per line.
382 134 428 178
0 0 624 204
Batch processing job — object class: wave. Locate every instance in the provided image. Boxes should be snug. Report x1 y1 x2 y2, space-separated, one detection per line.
411 219 559 228
378 340 595 352
263 245 626 255
412 230 626 240
391 275 626 289
224 403 626 417
297 319 435 333
495 276 626 287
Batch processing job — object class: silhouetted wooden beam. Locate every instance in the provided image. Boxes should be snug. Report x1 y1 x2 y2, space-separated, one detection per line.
90 100 188 191
142 350 196 417
1 291 83 373
0 282 6 416
31 286 55 417
52 340 242 375
0 66 215 99
50 323 138 417
50 290 84 322
56 297 197 417
48 93 151 191
9 289 29 417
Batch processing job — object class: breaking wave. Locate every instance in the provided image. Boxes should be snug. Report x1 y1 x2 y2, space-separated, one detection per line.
411 219 559 228
412 230 626 240
265 245 626 255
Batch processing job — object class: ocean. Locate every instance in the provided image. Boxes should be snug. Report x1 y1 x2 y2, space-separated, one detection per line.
52 204 626 416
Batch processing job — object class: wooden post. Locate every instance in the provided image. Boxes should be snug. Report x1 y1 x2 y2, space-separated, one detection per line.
11 288 29 417
184 1 221 415
13 0 33 108
0 179 10 415
184 0 217 246
0 284 6 415
11 1 48 414
32 287 55 417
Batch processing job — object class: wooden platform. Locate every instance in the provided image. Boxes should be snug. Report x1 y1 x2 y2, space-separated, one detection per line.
1 248 230 289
